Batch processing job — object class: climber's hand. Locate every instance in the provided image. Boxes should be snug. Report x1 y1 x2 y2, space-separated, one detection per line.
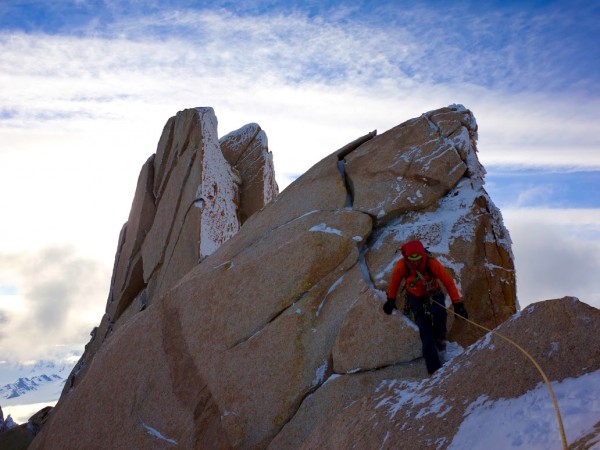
453 302 468 319
383 298 397 315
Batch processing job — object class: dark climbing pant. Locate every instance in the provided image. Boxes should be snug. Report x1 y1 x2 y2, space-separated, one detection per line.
407 291 447 374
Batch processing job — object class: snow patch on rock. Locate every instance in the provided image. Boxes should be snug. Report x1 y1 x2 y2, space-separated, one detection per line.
449 370 600 449
141 422 178 446
309 223 343 236
196 107 240 260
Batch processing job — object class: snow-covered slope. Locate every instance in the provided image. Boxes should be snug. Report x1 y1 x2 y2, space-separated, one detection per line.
374 357 600 449
447 369 600 449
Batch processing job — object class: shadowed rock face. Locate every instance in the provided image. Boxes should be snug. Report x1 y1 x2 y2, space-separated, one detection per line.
0 406 52 449
32 105 526 449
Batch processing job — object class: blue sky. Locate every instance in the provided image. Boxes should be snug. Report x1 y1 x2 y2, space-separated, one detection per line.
1 0 597 96
486 170 600 209
0 0 599 371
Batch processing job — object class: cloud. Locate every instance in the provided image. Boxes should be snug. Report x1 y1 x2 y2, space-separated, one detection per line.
1 6 597 169
8 0 595 94
502 208 600 309
0 311 7 341
0 247 109 362
513 185 556 208
1 39 598 197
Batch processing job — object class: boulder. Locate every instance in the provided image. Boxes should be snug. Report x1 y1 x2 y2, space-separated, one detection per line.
267 363 425 450
219 123 279 223
141 107 241 298
345 114 468 224
108 155 156 321
332 287 422 373
360 106 514 345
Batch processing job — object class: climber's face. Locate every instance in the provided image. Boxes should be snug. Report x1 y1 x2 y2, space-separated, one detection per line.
400 240 428 271
407 253 423 269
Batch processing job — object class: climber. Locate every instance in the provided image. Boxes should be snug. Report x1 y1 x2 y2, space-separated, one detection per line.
383 240 468 374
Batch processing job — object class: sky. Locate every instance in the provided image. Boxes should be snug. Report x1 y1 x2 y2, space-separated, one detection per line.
0 0 599 373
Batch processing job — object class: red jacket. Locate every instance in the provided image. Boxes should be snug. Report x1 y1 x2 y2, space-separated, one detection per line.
386 257 461 302
387 240 461 302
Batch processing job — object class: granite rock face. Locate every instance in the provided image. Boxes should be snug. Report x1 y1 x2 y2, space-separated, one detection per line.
32 105 530 449
61 107 278 397
220 123 277 223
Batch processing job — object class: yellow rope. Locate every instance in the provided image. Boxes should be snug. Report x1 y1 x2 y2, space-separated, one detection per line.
437 301 569 450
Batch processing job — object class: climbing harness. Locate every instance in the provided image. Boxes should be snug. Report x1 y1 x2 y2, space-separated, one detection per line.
413 265 438 294
431 297 569 450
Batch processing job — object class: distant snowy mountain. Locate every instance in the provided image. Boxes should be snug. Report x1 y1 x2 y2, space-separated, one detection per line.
0 359 72 423
0 374 63 400
0 359 70 385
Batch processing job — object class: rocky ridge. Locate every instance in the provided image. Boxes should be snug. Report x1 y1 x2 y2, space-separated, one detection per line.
30 104 531 449
0 405 52 449
61 107 278 397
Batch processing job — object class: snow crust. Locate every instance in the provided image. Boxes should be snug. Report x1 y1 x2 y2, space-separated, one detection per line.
375 345 600 450
312 360 328 387
309 223 343 236
220 123 260 149
373 174 512 293
141 422 178 445
376 342 465 422
316 275 344 317
195 107 240 259
449 369 600 450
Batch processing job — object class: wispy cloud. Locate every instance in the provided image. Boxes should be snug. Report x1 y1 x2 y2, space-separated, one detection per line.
1 7 598 169
514 185 556 208
0 246 108 361
0 311 7 342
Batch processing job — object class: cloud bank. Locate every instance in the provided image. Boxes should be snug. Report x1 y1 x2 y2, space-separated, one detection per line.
0 247 108 361
504 209 600 307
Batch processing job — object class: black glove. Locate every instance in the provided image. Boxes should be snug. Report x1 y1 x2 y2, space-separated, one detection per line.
453 302 468 319
383 298 397 315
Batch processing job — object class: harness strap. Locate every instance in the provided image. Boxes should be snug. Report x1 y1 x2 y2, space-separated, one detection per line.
409 258 438 295
408 257 430 288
